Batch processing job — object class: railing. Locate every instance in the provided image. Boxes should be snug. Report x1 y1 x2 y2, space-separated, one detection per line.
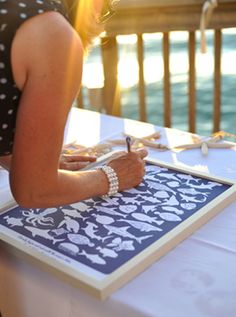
78 0 236 134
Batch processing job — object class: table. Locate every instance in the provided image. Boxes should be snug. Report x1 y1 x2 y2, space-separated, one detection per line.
1 108 236 317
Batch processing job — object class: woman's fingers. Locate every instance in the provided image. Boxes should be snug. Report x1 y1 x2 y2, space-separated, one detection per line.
59 154 97 171
60 148 148 172
61 155 97 163
134 148 148 159
60 161 92 171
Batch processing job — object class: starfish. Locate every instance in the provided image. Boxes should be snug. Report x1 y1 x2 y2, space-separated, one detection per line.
172 132 234 156
107 132 170 151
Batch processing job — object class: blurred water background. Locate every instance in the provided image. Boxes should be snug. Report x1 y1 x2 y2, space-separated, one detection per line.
81 29 236 137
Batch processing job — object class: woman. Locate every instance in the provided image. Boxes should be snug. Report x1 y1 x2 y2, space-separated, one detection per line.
0 0 147 208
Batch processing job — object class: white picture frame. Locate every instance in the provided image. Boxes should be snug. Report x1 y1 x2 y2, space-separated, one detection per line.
0 156 236 300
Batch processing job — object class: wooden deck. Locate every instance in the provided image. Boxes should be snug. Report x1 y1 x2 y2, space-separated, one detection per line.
78 0 236 133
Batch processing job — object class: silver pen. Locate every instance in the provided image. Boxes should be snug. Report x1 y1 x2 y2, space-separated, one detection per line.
126 136 131 152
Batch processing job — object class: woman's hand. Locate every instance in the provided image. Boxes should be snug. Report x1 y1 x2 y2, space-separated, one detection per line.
59 154 97 171
107 148 148 191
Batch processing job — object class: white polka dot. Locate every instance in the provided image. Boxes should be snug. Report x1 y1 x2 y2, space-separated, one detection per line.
38 9 44 13
37 0 43 4
0 137 3 141
19 2 26 7
0 9 8 14
0 94 6 100
0 62 4 68
20 13 27 19
0 44 5 51
2 124 8 129
0 78 7 84
8 109 14 115
12 95 18 100
0 0 6 2
0 23 7 31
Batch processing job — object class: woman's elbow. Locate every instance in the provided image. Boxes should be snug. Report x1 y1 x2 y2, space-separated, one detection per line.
10 177 49 208
10 184 39 208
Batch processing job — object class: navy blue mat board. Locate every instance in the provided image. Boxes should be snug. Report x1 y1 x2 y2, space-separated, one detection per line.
0 163 231 274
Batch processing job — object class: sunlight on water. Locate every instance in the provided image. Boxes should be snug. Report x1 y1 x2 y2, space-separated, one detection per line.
81 29 236 135
83 30 236 89
83 29 236 89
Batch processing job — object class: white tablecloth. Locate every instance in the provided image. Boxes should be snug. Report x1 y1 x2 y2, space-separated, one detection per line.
1 108 236 317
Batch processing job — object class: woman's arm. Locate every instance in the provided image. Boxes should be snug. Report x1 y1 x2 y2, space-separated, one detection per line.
0 154 97 172
10 11 147 208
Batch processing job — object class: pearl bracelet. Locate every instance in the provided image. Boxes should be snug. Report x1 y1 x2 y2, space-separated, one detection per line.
100 165 119 198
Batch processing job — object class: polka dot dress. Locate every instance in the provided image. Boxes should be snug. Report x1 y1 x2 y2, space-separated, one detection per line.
0 0 68 156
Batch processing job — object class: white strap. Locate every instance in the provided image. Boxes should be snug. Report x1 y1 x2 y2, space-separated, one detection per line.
200 0 218 53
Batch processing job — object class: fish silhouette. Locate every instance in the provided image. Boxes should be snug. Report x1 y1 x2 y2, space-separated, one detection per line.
118 219 162 232
180 203 196 210
4 216 24 227
180 193 207 203
108 237 135 252
177 187 209 196
132 212 163 226
104 225 152 244
82 222 102 241
154 191 169 199
59 242 79 256
155 212 182 222
61 208 85 219
79 250 106 265
68 233 94 247
50 227 68 236
24 226 64 244
97 247 118 258
119 205 138 214
157 173 180 181
58 216 80 233
188 181 222 190
93 214 115 225
161 195 179 206
146 181 175 194
141 196 161 204
95 206 125 218
176 174 201 184
161 206 184 215
120 196 145 205
70 202 90 212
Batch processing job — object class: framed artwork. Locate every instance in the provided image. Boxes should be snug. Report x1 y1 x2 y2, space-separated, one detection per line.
0 156 236 300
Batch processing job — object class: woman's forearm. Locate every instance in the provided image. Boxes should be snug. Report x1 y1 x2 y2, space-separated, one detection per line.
9 150 147 209
10 168 109 208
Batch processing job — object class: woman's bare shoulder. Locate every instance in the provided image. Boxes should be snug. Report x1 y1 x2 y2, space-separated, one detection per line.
12 11 83 89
